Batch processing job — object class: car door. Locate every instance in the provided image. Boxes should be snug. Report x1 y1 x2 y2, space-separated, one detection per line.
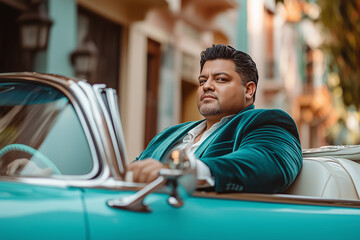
0 181 87 240
83 187 360 240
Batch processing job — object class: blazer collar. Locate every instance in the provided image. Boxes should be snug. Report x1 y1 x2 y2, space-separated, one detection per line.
242 104 255 112
194 104 255 157
157 120 205 161
158 105 255 160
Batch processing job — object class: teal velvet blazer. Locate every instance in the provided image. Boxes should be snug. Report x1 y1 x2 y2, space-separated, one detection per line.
137 105 303 193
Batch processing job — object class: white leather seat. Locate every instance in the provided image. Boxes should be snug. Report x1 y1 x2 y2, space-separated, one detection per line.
302 145 360 161
285 156 360 200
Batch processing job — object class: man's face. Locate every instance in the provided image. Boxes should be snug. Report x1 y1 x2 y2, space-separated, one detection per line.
197 59 252 118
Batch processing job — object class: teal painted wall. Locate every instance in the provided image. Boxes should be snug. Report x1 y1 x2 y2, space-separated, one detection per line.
235 0 248 53
34 0 77 76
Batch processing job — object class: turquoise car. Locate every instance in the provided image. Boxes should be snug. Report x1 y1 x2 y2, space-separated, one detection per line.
0 72 359 240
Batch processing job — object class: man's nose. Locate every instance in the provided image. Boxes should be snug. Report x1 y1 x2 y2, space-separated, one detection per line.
203 79 215 91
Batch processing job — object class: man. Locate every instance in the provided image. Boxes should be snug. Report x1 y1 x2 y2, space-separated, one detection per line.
129 44 302 193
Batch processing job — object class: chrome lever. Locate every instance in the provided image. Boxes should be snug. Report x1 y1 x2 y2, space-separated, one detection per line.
107 149 196 212
107 176 166 212
167 179 183 208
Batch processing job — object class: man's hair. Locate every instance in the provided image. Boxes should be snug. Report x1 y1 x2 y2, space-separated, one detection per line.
200 44 259 101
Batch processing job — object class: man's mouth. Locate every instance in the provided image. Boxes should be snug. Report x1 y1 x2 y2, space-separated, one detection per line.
201 93 217 101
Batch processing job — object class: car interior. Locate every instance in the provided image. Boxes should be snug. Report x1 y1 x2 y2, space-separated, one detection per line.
285 147 360 200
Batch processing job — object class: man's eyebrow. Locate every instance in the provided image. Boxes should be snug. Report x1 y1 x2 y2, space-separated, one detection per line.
213 72 231 77
198 75 206 80
198 72 231 80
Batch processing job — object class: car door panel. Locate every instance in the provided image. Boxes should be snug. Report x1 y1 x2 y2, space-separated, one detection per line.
0 181 87 240
83 188 360 239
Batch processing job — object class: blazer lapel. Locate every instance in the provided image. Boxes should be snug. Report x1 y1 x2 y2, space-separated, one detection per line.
194 105 255 158
156 120 204 161
194 124 223 158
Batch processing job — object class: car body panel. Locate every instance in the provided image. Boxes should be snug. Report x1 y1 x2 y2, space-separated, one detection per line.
0 181 87 240
83 188 360 239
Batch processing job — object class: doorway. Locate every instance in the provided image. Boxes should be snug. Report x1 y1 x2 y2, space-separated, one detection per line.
144 38 161 147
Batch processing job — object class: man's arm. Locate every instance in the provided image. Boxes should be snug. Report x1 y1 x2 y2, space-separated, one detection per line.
200 124 302 193
128 109 302 193
128 158 214 187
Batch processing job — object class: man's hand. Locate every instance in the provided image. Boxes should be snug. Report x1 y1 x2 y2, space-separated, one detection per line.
127 159 164 183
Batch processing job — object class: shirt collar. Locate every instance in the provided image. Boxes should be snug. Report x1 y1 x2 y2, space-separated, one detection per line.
186 121 206 141
184 114 235 142
183 104 255 142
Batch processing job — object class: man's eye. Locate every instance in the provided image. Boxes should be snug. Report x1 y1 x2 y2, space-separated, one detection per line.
216 78 227 82
199 79 206 85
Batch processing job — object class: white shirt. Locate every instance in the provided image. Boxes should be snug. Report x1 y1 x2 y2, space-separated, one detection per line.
171 115 234 186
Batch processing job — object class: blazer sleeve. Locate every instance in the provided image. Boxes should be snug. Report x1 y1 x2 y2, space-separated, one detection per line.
199 110 303 193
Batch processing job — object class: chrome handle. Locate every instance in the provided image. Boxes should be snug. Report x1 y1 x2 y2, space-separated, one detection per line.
107 176 166 212
107 149 196 212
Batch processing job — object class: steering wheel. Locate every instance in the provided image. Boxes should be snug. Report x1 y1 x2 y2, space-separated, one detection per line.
0 143 61 175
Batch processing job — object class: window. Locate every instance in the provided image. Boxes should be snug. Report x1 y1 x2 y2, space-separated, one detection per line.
144 39 161 147
264 8 275 80
0 82 93 177
78 7 122 91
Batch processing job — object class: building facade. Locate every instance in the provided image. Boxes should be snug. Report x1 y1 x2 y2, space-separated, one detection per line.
0 0 339 160
0 0 239 161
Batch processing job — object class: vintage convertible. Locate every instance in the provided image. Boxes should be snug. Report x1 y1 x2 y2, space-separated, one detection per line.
0 72 359 239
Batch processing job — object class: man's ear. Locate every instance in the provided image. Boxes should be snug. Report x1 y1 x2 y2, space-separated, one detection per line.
244 81 256 101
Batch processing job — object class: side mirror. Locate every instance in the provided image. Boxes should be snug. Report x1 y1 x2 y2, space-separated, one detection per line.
160 149 197 208
107 149 197 212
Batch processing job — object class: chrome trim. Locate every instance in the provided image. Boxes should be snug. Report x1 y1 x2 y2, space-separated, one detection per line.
71 177 143 189
65 82 102 179
77 81 118 179
92 84 124 179
103 88 128 174
0 176 69 188
193 191 360 209
0 72 80 86
0 173 159 194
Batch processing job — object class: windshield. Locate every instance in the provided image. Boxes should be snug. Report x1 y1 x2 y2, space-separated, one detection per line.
0 81 93 177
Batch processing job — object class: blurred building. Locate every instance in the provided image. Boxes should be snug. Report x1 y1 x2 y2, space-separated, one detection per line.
242 0 338 149
0 0 339 160
0 0 238 160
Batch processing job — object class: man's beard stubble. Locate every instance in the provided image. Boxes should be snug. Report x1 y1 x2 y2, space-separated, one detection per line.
198 101 222 116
